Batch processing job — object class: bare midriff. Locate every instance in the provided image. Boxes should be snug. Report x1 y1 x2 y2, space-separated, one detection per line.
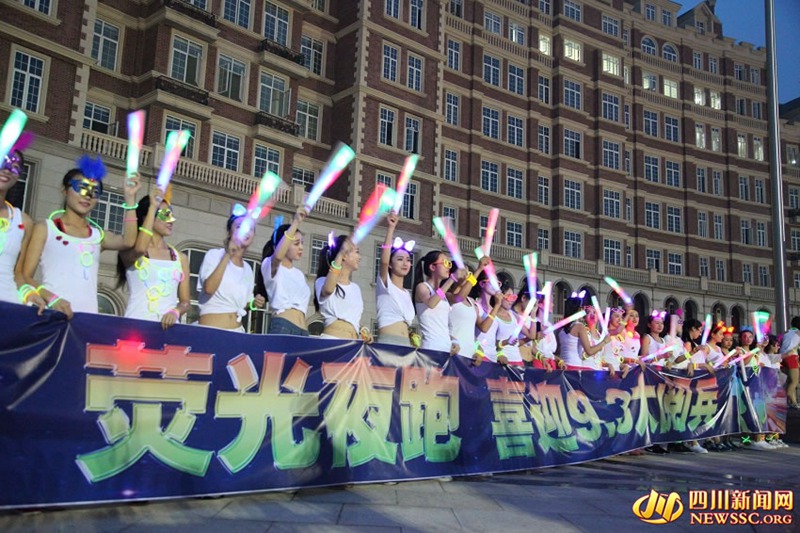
323 319 358 339
379 321 409 339
276 308 307 330
199 312 241 330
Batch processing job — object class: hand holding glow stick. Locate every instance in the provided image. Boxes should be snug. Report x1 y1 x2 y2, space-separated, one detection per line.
474 246 500 292
352 185 396 244
542 281 553 326
0 109 27 164
590 295 607 337
433 216 465 269
512 298 537 339
543 310 586 336
392 154 419 213
237 171 283 241
603 276 632 306
304 143 355 211
483 208 499 256
157 130 191 193
126 110 145 183
700 313 712 345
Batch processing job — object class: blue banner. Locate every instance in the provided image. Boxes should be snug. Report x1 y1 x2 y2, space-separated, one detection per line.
0 302 784 509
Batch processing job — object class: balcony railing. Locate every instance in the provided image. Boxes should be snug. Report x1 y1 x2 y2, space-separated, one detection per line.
80 130 153 169
164 0 217 27
445 13 473 35
155 76 209 105
635 51 682 75
259 39 304 66
255 111 299 136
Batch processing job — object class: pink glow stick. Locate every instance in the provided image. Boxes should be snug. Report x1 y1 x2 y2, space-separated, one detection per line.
700 313 712 345
542 281 553 326
126 110 145 180
392 154 419 213
483 208 499 256
304 143 355 211
590 295 607 337
603 276 632 305
156 130 191 193
512 299 537 339
432 216 465 269
523 253 538 300
641 344 679 362
474 246 500 292
543 310 586 336
0 109 27 164
237 171 283 240
352 185 396 245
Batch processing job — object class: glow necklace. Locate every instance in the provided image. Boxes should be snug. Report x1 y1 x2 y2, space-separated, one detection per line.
133 244 184 317
48 210 105 278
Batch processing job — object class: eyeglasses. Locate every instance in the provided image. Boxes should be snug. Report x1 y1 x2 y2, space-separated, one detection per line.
431 258 452 269
156 208 176 223
69 178 103 199
1 155 22 176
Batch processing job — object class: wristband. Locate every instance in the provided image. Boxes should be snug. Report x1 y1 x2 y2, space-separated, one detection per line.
450 273 459 284
248 299 258 311
284 232 297 241
138 226 153 237
167 308 180 320
47 294 62 309
487 314 496 321
435 288 447 300
466 273 478 287
122 202 139 210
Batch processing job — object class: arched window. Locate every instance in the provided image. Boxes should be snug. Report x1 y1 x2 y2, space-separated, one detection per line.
731 305 744 331
662 44 678 62
664 297 679 314
607 291 624 308
641 37 657 56
683 299 698 321
554 281 572 316
633 293 650 323
578 284 597 301
712 302 727 323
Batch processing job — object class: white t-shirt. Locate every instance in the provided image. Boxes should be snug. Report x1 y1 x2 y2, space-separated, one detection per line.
197 248 254 320
449 298 479 358
0 205 24 304
375 274 414 328
262 256 311 316
415 282 451 352
315 276 363 333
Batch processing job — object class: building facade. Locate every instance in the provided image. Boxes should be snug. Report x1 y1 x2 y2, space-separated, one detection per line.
2 0 798 333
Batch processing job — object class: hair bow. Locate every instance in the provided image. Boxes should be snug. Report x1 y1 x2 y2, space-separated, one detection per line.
650 310 667 320
392 237 415 252
570 290 586 299
231 203 247 217
714 321 734 334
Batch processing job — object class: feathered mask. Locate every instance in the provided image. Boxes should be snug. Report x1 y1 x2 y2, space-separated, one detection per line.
77 155 107 182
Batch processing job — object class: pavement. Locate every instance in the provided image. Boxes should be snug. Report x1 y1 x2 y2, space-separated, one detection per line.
2 443 798 532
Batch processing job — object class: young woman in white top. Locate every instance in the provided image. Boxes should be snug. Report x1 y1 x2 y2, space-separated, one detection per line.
414 250 459 354
493 272 525 367
472 269 505 364
23 156 140 318
259 205 310 336
446 258 490 362
118 194 190 328
376 213 415 346
315 234 373 341
197 209 265 332
0 148 36 306
640 311 669 368
557 293 612 370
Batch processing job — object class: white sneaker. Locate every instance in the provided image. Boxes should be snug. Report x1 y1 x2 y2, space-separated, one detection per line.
688 443 708 454
751 440 773 451
773 439 789 448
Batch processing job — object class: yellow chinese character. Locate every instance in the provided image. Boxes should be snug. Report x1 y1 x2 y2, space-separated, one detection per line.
689 490 708 510
730 490 751 511
752 490 772 511
774 490 794 511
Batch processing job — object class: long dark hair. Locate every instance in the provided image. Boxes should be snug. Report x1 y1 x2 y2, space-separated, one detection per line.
561 292 588 336
413 250 444 295
255 223 299 299
314 234 348 311
116 196 152 288
681 318 703 348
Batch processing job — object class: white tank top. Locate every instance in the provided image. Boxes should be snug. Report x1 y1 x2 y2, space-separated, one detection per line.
495 312 522 364
41 217 101 314
535 320 558 360
645 334 667 367
558 325 586 368
449 297 478 358
475 303 499 361
315 276 363 333
415 281 451 352
602 335 625 371
376 273 415 328
0 204 24 304
262 256 311 316
124 249 182 321
197 248 254 320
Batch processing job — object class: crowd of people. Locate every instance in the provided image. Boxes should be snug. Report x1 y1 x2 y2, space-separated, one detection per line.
2 148 798 453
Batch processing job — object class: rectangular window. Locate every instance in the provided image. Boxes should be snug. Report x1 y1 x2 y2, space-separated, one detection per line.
739 176 749 200
625 197 632 221
792 231 800 252
385 0 399 18
254 144 280 177
224 0 251 28
602 140 620 170
564 0 582 22
564 129 581 159
752 102 763 120
264 2 290 45
538 75 551 103
604 239 621 265
751 67 761 85
309 237 325 274
480 160 499 192
643 72 657 91
698 212 708 238
83 102 111 134
442 206 457 227
537 228 550 250
537 125 550 154
696 21 705 34
379 107 395 146
665 161 681 187
404 116 420 153
482 106 500 139
383 44 398 81
92 19 120 71
694 87 706 106
447 40 460 70
668 253 682 275
645 4 656 20
301 35 324 75
507 116 524 147
259 72 288 116
401 181 418 220
735 63 745 81
741 219 752 245
644 155 659 183
484 11 501 34
665 116 679 142
564 39 582 62
409 0 424 30
509 22 525 45
790 187 799 209
645 202 660 229
211 131 240 171
217 54 246 101
506 221 523 248
483 54 500 86
508 64 525 95
443 149 458 182
716 260 726 281
165 115 197 158
709 56 718 74
540 0 551 15
603 189 621 218
626 246 632 268
743 264 753 284
296 100 320 140
713 214 724 240
564 79 581 110
171 36 203 86
22 0 51 14
445 93 459 126
754 137 764 161
539 34 551 56
624 105 630 128
564 231 582 258
663 79 678 99
737 134 748 158
602 15 619 37
695 124 706 149
757 222 767 247
755 179 765 203
700 257 709 278
602 53 620 76
696 167 707 193
90 190 126 236
662 9 672 26
736 98 746 115
667 206 682 233
646 249 661 271
506 168 524 199
538 176 550 205
625 151 631 176
644 110 658 136
693 51 702 70
602 93 619 121
711 128 721 152
564 179 582 210
710 91 721 109
407 54 422 91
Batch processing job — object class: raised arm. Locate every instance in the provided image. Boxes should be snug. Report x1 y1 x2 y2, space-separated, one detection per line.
271 205 308 276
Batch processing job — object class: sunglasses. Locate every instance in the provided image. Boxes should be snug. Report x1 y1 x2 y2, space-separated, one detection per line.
1 155 22 176
431 258 453 269
69 178 103 199
504 293 518 302
156 207 176 223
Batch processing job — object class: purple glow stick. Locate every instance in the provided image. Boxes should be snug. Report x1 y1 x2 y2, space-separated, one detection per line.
433 216 465 269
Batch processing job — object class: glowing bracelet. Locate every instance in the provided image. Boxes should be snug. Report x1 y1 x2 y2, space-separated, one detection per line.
330 260 342 271
467 273 477 287
121 202 139 210
488 314 496 321
435 288 447 300
47 295 62 309
248 299 258 311
283 232 297 241
138 226 153 237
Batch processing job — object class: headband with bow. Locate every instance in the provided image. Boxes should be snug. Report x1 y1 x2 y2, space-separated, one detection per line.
391 237 415 252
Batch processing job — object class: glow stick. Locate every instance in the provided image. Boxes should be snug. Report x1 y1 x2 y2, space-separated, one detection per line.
669 314 679 339
603 276 632 305
352 185 396 244
523 253 538 300
126 110 145 179
237 171 283 240
542 281 553 326
752 311 770 343
432 216 465 269
392 154 419 213
603 307 611 333
304 143 356 211
543 310 586 336
726 348 760 368
700 313 712 345
0 109 27 164
483 208 499 256
156 129 191 193
474 246 500 292
641 343 679 362
590 295 607 337
511 298 537 339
